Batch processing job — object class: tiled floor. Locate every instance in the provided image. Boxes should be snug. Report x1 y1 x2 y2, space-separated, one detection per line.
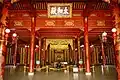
4 65 117 80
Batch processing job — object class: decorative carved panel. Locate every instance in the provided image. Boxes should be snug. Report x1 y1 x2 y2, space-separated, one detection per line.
22 13 29 17
64 20 74 26
55 52 64 61
46 39 73 50
13 21 23 26
45 20 55 26
90 14 96 16
50 45 68 49
37 13 47 17
104 13 111 16
73 14 81 16
97 20 105 26
10 14 15 17
75 20 83 27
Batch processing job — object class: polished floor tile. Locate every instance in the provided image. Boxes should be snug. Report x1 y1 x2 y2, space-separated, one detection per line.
4 65 117 80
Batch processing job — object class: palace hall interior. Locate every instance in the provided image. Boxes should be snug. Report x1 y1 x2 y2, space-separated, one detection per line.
0 0 120 80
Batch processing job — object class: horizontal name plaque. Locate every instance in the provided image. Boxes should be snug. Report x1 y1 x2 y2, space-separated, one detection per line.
48 3 72 18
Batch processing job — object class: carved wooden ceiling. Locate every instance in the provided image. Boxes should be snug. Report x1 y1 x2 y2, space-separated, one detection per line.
1 0 118 45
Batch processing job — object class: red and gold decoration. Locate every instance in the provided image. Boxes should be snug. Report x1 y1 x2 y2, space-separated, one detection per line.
45 20 55 26
112 4 120 80
29 16 36 75
0 1 119 79
64 20 74 26
84 17 91 75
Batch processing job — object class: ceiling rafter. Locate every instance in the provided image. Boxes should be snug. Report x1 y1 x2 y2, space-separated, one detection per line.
9 2 110 10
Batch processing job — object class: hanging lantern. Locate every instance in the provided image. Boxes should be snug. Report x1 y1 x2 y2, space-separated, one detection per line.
103 0 110 3
12 33 17 37
12 33 17 44
11 0 20 4
102 32 107 42
5 28 10 34
111 28 117 33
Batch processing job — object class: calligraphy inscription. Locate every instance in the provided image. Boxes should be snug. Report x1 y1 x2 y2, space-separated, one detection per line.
48 3 72 18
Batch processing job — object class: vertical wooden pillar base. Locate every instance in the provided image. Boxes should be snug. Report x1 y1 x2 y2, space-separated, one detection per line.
85 72 91 75
28 72 34 76
0 76 3 80
13 65 16 68
117 64 120 80
115 42 120 80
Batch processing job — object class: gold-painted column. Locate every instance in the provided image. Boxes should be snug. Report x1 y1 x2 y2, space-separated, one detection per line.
68 44 72 62
93 47 96 65
67 48 69 63
42 38 46 66
75 38 78 64
46 44 48 63
73 39 75 64
78 38 80 61
51 49 53 63
49 46 51 64
38 38 41 67
64 49 66 61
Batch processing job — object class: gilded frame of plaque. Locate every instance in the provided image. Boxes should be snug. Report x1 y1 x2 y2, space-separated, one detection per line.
48 3 72 18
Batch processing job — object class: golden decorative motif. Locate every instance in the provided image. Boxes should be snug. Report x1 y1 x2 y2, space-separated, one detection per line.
90 14 96 16
64 20 74 26
10 14 15 17
23 13 29 17
73 14 81 16
14 21 23 26
50 45 68 49
55 53 64 61
37 13 47 17
104 13 111 16
45 20 55 26
97 20 105 26
46 39 73 50
112 7 120 24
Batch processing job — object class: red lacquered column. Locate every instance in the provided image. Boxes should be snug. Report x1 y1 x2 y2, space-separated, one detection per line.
24 45 28 67
13 37 17 68
84 17 91 75
28 16 35 76
73 39 75 64
116 41 120 80
0 2 10 80
38 38 41 68
112 6 120 80
115 26 120 80
0 25 6 80
101 41 106 67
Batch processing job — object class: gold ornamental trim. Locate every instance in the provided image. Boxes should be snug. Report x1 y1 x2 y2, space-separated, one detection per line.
46 39 73 50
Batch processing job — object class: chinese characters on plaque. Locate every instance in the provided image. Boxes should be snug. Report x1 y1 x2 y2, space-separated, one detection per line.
48 3 72 18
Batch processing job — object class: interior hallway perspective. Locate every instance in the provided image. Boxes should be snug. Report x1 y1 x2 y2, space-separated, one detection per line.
4 65 117 80
0 0 120 80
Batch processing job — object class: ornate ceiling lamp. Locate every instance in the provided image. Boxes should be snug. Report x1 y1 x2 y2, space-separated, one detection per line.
11 0 20 4
103 0 110 3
